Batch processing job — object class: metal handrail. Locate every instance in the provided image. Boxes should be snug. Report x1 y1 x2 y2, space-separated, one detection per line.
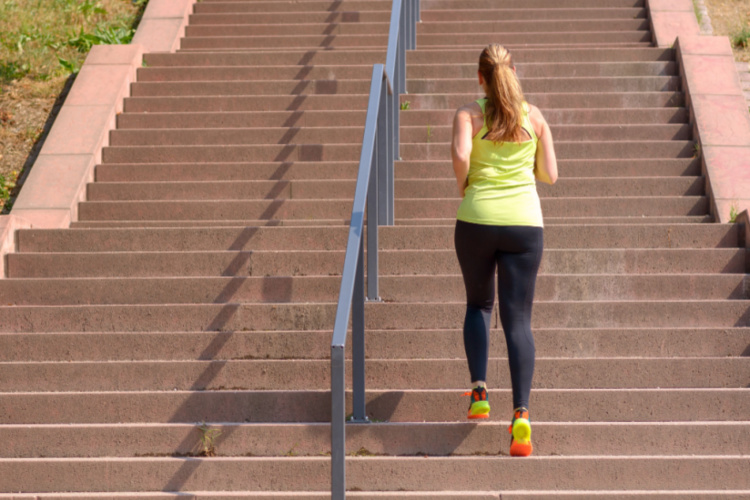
330 0 419 498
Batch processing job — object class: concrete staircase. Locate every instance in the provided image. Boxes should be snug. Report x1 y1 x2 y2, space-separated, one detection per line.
1 0 749 497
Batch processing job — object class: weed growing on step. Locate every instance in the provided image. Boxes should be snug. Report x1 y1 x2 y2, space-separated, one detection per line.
400 101 410 110
693 142 701 158
692 0 703 25
427 124 432 143
196 422 222 457
729 202 739 223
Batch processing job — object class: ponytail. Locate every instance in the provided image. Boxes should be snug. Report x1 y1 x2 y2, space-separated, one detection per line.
478 44 525 143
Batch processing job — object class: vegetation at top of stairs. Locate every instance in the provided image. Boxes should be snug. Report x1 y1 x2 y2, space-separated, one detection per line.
0 0 149 212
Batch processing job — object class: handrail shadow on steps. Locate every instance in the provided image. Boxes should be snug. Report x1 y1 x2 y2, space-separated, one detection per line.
330 0 419 498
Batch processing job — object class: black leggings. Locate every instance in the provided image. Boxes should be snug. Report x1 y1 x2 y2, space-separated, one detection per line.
454 220 544 410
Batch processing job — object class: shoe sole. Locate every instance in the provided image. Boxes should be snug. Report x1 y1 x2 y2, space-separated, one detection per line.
467 400 490 419
510 417 532 456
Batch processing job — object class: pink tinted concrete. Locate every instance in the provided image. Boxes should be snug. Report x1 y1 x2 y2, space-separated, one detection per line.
11 155 95 225
37 106 115 160
692 94 750 147
132 0 197 53
3 0 191 267
682 55 744 95
678 35 733 56
64 65 136 110
0 215 30 278
650 12 699 48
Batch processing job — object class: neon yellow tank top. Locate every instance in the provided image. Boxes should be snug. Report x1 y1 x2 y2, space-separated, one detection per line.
456 99 543 227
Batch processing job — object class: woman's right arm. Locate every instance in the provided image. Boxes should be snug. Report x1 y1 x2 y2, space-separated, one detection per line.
529 105 558 185
451 105 474 197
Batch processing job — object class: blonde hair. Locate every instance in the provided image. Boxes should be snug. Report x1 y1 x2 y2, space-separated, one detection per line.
478 44 525 143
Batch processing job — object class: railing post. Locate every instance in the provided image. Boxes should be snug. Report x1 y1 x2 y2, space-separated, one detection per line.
331 344 346 500
377 75 390 227
368 125 380 300
351 235 368 422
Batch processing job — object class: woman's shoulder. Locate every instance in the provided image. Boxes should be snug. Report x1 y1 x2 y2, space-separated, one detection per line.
525 102 546 137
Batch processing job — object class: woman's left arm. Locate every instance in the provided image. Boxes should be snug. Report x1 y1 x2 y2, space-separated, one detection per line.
451 106 474 197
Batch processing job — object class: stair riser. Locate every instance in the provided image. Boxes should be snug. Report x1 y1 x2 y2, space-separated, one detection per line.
417 20 649 33
85 177 703 201
94 159 700 182
1 275 743 305
134 63 678 83
185 23 390 37
100 142 695 164
423 0 646 8
114 109 689 130
140 48 673 68
177 33 651 50
2 328 748 362
2 457 749 492
3 422 748 458
401 142 695 160
0 389 748 423
401 92 684 110
123 95 369 113
0 301 747 333
188 12 392 25
101 145 360 164
180 35 388 50
17 225 736 253
107 125 693 146
194 0 392 13
421 7 647 21
8 249 745 279
411 62 678 78
129 80 372 97
1 358 747 391
109 128 367 147
409 77 680 94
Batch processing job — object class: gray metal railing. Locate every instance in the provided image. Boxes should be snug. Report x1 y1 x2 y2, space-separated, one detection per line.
330 0 419 498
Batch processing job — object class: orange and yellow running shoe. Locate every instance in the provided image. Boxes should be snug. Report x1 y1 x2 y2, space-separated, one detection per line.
508 407 532 456
463 386 490 420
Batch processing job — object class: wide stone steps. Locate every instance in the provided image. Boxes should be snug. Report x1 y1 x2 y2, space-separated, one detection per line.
8 248 745 278
1 357 748 391
2 328 748 360
3 0 747 496
1 274 745 305
3 422 749 457
2 388 749 422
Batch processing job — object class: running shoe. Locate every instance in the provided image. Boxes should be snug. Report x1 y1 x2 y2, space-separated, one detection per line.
463 386 490 419
508 407 532 456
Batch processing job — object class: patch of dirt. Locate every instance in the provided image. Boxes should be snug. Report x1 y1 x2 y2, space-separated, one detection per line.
702 0 750 61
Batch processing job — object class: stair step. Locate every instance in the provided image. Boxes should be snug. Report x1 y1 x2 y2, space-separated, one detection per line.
114 108 689 130
1 274 744 305
188 12 392 26
2 422 749 458
85 178 703 201
193 0 392 13
17 224 737 253
421 7 648 21
185 22 391 37
1 388 748 423
139 48 673 68
418 20 650 33
414 61 679 78
180 34 389 50
9 248 743 278
1 328 748 361
129 79 372 97
402 92 684 110
0 301 748 333
0 357 747 392
410 76 680 93
94 159 699 182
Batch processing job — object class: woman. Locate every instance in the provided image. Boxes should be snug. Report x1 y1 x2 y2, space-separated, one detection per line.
451 43 558 457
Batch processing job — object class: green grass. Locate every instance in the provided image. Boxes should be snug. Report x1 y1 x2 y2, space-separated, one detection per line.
732 25 750 48
0 0 147 85
692 0 703 25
